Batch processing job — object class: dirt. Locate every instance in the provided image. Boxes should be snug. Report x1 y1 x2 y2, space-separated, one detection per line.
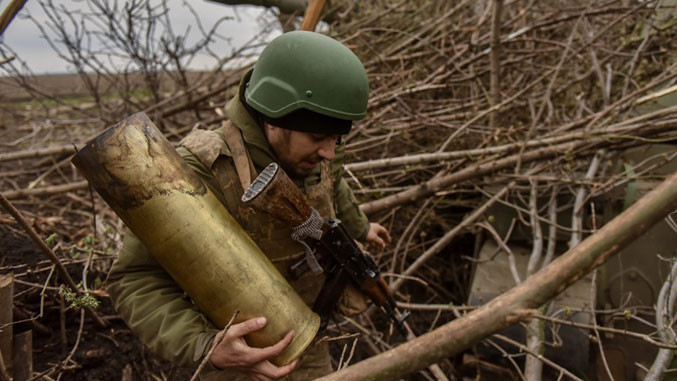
2 226 193 380
1 228 42 268
28 305 193 381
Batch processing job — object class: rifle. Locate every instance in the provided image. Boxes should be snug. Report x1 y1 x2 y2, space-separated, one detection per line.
242 162 410 334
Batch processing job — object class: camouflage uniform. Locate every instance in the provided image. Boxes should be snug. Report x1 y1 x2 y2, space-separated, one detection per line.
107 72 370 379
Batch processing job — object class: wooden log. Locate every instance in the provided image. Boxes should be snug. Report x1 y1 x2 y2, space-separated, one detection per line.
12 330 31 381
0 275 13 376
0 351 9 381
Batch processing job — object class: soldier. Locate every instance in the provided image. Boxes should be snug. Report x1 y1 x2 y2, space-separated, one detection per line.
107 31 391 380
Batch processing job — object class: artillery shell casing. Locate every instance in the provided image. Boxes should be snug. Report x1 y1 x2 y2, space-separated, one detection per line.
71 112 319 366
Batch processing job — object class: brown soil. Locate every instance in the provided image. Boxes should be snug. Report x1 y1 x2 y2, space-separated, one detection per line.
2 226 193 380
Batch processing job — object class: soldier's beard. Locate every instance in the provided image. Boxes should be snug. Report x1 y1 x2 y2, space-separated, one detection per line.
279 155 321 179
274 130 320 179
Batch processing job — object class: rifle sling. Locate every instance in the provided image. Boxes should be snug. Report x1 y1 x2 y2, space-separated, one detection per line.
222 120 256 190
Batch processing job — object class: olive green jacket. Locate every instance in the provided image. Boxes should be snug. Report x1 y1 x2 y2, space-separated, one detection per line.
106 77 369 368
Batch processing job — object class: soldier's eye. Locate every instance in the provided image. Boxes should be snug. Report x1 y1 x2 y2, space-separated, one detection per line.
336 136 343 145
310 133 325 141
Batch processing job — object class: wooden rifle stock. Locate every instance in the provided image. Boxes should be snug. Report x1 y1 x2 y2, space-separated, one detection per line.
243 163 409 334
241 162 312 227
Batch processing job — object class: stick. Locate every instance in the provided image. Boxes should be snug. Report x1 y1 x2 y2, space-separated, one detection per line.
300 0 327 31
1 181 89 200
645 261 677 381
0 275 12 378
0 349 9 381
0 0 28 37
529 312 677 350
189 310 239 381
0 193 108 328
0 145 76 162
489 0 503 129
524 181 550 380
569 150 604 247
636 83 677 105
12 330 32 381
55 309 85 381
492 334 583 381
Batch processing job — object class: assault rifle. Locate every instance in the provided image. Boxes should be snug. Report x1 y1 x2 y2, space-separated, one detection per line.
242 163 410 335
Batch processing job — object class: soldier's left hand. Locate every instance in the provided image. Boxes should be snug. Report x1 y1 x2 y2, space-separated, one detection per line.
365 222 391 250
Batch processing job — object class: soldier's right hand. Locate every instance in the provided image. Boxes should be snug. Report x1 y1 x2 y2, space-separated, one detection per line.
208 317 298 380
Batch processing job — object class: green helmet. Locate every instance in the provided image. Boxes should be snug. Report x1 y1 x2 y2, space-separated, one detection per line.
245 31 369 132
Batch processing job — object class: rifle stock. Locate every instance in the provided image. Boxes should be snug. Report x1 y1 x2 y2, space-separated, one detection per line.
242 163 409 334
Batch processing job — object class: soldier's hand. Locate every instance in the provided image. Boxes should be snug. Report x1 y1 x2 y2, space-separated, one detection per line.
365 222 391 250
209 317 298 380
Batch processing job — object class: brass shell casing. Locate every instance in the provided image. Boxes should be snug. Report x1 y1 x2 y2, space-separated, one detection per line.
72 112 319 365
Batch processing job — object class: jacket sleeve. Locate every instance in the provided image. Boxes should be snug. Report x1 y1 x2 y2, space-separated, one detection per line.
106 146 222 367
332 143 370 241
107 232 218 367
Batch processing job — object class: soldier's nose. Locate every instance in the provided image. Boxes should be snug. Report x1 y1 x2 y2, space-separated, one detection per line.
318 138 337 161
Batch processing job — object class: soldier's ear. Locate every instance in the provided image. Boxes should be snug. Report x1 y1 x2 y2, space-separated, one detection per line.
262 122 274 138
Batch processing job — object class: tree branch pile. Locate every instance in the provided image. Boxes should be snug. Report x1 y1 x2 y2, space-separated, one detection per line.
1 0 677 379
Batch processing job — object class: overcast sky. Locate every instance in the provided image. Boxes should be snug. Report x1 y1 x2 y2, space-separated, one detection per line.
1 0 274 74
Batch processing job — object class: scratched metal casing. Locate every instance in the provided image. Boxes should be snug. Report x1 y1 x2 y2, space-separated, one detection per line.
71 112 319 366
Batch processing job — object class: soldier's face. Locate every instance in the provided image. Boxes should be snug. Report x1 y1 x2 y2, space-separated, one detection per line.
264 123 338 178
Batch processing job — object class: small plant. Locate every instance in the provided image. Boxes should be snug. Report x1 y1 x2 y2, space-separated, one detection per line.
81 234 96 248
59 286 100 310
45 233 59 247
68 245 80 259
